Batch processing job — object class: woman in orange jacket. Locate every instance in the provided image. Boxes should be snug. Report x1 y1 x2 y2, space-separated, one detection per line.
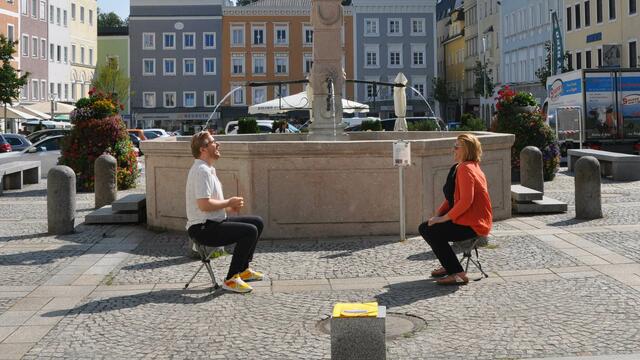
419 133 492 285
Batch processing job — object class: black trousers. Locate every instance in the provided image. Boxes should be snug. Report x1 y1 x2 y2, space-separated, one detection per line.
188 215 264 280
418 220 477 275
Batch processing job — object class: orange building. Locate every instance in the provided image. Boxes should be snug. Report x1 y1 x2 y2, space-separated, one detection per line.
221 0 354 120
0 0 20 65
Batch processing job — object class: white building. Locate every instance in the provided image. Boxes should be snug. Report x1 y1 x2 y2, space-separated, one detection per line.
48 0 72 103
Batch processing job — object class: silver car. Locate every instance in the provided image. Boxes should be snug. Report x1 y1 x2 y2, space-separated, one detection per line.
0 135 63 178
3 133 33 152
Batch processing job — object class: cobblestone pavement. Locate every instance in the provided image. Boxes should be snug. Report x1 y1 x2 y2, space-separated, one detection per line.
1 167 640 359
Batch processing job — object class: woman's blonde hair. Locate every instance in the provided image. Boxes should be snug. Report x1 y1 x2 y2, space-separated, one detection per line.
457 133 482 162
190 131 211 158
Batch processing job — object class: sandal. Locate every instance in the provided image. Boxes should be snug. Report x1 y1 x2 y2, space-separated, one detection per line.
430 267 447 277
436 273 469 286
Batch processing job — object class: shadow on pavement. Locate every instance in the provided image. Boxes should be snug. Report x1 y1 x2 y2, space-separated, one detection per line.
375 279 459 308
0 232 51 242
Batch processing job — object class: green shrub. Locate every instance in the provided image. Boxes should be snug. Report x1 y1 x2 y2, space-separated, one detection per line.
238 117 259 134
459 113 486 131
408 120 438 131
361 120 382 131
271 120 286 132
59 88 138 192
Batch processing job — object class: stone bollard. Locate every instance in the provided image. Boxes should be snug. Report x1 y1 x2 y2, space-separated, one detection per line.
47 166 76 235
575 156 603 219
95 154 117 209
520 146 544 193
331 303 386 360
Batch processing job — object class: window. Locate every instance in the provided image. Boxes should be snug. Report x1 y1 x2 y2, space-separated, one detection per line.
598 47 603 67
183 92 196 107
80 6 84 23
89 48 93 65
575 4 581 28
252 25 265 45
232 54 244 75
585 1 591 26
57 45 61 61
32 37 38 57
388 19 402 35
231 25 244 46
252 54 265 74
597 0 603 22
183 58 196 75
411 76 426 99
143 59 155 75
203 58 216 75
31 80 38 100
88 9 92 25
631 0 637 14
567 7 572 31
364 18 379 36
21 0 27 15
143 33 155 50
42 81 47 100
303 25 313 45
49 43 54 60
411 18 425 35
366 83 377 99
41 39 46 59
203 32 216 49
63 10 67 26
252 87 266 105
21 35 28 56
49 4 53 22
163 33 175 49
364 44 379 68
39 0 45 20
163 92 176 108
232 86 244 105
411 44 426 67
143 92 156 108
80 47 85 64
31 0 36 17
183 33 195 49
274 84 288 97
7 25 14 43
609 0 616 19
64 47 68 63
586 50 592 68
163 58 176 75
71 3 75 20
275 54 288 74
56 7 60 24
388 44 403 68
568 52 573 69
303 53 313 74
71 45 76 63
204 92 217 107
274 24 288 45
630 41 637 67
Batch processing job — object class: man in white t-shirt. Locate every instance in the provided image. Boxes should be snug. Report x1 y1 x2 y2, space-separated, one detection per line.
185 131 264 293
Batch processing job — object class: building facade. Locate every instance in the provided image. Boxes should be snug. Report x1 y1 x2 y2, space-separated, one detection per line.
564 0 640 70
477 0 500 124
221 0 354 123
48 0 71 103
352 0 437 119
97 26 130 116
500 0 564 104
130 0 225 131
441 0 465 122
463 0 478 114
19 0 49 104
1 0 20 69
69 0 97 101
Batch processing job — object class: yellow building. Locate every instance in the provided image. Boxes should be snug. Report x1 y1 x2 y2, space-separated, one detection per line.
442 5 465 120
564 0 639 69
69 0 97 100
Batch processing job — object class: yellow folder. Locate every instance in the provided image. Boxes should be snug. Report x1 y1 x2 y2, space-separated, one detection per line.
332 302 379 318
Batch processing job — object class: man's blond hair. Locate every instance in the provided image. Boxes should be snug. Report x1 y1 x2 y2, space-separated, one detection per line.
190 131 211 158
458 133 483 162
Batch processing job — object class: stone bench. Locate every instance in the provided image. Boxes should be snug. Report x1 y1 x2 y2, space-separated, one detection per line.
567 149 640 181
0 161 41 195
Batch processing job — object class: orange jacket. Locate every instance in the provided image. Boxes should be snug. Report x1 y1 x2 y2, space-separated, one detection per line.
437 161 492 236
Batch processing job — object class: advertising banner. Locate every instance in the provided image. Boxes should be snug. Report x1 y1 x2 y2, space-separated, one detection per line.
619 72 640 138
584 72 617 139
552 12 564 75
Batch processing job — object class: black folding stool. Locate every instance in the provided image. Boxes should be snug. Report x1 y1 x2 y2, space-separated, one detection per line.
456 236 489 281
184 237 223 291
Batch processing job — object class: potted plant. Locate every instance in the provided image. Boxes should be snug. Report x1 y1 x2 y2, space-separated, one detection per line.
512 92 538 113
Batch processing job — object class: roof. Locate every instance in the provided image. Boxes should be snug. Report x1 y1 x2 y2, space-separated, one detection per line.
436 0 459 21
98 26 129 36
243 0 311 7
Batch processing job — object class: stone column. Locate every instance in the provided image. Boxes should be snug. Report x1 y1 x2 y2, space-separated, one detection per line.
95 154 117 209
309 0 347 140
47 166 76 235
575 156 603 219
520 146 544 193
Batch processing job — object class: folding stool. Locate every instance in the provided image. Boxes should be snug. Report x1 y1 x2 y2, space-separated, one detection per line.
184 237 223 291
456 236 489 281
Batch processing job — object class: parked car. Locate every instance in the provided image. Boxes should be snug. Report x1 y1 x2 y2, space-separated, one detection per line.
0 134 11 153
0 135 64 178
144 128 171 137
224 120 300 134
129 133 143 156
127 129 147 141
345 117 445 132
26 129 70 143
3 133 33 152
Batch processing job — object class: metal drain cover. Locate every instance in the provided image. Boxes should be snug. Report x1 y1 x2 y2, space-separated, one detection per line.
317 313 427 339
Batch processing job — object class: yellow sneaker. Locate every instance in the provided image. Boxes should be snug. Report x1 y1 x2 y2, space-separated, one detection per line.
222 274 253 293
239 268 264 282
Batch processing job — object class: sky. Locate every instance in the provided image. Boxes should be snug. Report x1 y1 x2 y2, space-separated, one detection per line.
97 0 130 19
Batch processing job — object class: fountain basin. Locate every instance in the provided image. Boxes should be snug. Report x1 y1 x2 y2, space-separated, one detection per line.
141 131 514 239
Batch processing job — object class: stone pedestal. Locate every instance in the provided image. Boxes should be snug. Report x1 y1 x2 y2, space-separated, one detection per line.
47 166 76 235
95 154 117 209
575 156 603 220
331 306 386 360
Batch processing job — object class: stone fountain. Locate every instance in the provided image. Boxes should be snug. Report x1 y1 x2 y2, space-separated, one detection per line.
140 0 515 239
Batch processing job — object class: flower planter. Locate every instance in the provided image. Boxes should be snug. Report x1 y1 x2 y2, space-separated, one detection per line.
512 105 536 114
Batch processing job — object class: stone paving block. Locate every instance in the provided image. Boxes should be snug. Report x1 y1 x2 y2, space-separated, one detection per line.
329 277 388 290
55 265 93 275
83 265 115 276
87 289 152 299
2 325 54 343
496 269 554 277
0 311 38 326
71 275 105 286
549 266 594 274
43 274 81 286
0 293 30 299
560 248 595 258
94 284 155 292
525 228 569 235
0 327 17 343
40 297 82 312
575 256 610 266
557 271 602 279
502 274 560 282
23 310 66 326
27 286 95 298
112 194 146 212
598 254 636 264
0 286 37 293
9 298 52 311
0 343 34 360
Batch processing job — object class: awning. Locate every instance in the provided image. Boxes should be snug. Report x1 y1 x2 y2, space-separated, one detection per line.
248 91 369 115
0 106 40 120
25 101 76 115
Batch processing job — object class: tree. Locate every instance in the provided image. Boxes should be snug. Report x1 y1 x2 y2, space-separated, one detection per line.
473 60 494 98
431 77 451 121
91 57 131 112
0 35 29 132
535 41 573 88
97 10 125 28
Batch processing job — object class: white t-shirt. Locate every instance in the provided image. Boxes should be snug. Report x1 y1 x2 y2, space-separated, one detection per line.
185 159 226 229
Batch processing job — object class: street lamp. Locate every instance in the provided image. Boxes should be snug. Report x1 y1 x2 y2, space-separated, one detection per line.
49 92 58 121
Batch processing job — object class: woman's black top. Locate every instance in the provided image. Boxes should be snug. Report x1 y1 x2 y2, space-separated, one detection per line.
443 163 458 209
